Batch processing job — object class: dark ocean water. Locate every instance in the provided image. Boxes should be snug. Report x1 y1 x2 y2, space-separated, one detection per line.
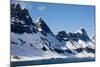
11 57 95 67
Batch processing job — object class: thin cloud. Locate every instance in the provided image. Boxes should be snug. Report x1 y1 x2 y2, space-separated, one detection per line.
37 6 46 11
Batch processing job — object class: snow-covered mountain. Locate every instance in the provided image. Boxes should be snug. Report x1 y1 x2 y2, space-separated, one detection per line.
11 4 95 61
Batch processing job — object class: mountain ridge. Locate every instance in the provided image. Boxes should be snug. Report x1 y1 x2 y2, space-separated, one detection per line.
11 3 95 61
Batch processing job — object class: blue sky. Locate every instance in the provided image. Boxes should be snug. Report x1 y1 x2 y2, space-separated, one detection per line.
18 1 95 37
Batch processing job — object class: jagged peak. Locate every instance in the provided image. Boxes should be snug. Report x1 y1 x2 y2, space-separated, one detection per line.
76 27 91 41
76 27 86 34
35 17 43 23
35 17 53 34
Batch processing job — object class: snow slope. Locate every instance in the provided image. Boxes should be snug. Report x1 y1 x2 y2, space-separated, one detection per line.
11 3 95 61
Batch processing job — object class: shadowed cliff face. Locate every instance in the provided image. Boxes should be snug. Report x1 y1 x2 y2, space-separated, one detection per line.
11 4 37 34
11 4 53 35
35 17 53 36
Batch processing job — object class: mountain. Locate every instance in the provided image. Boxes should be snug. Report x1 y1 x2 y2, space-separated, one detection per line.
35 17 53 36
11 4 95 61
11 4 37 34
